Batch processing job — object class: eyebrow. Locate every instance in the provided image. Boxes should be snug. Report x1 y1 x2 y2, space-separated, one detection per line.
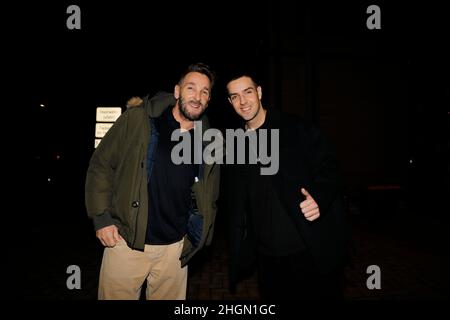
229 86 254 96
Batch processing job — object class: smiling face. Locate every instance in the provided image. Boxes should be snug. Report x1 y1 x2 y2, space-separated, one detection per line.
174 71 211 121
227 76 264 125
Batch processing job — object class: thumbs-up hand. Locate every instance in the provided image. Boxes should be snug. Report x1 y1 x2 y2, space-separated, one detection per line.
299 188 320 221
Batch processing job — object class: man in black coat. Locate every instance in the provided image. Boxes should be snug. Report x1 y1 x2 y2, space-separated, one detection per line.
224 72 349 300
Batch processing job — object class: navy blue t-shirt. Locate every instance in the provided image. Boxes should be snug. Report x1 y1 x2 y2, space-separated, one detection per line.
145 107 198 244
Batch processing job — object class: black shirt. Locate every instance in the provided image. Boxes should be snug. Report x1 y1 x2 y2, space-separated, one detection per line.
145 107 198 245
244 111 306 256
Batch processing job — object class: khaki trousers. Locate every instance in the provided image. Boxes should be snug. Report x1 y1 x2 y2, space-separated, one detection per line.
98 238 187 300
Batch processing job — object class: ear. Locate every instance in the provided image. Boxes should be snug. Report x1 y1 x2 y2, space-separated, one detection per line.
227 97 233 105
174 84 180 99
257 86 262 100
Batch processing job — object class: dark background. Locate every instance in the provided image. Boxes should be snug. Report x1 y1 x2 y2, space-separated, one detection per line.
6 0 449 301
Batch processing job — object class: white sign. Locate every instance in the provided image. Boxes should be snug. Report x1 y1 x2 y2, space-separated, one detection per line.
96 107 122 122
94 139 102 148
95 123 114 138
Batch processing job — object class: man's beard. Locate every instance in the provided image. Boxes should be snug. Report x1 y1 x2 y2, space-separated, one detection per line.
178 96 205 121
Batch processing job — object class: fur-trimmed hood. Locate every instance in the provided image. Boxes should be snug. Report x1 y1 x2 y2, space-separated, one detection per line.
128 91 210 130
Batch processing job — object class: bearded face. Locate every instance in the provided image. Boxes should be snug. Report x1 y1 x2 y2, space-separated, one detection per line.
178 95 206 121
175 71 211 121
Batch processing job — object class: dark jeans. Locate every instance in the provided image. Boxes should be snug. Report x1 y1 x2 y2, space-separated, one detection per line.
257 250 344 300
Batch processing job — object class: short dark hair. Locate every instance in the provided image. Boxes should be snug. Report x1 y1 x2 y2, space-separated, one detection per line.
225 63 262 88
227 73 259 88
179 62 216 90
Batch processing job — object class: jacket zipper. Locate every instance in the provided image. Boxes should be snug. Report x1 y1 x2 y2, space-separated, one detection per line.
132 152 144 248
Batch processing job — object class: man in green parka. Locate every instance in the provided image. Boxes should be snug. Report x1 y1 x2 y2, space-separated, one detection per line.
85 63 220 300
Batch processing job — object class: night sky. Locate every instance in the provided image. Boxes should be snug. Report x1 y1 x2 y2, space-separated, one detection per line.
17 1 446 202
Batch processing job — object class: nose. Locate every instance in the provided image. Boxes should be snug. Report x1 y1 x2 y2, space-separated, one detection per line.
194 90 202 102
239 95 247 105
